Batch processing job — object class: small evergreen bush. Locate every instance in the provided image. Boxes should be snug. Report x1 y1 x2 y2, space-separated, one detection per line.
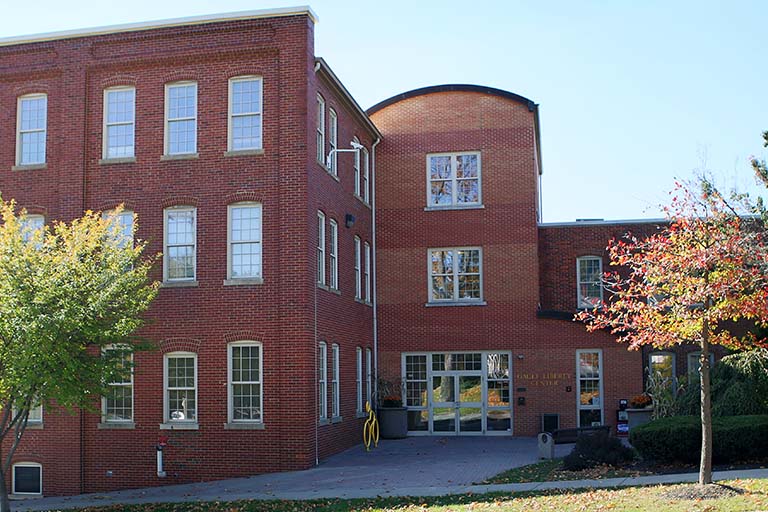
630 415 768 463
562 430 635 471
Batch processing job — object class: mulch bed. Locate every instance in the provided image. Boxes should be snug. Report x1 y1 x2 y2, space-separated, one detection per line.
660 483 745 500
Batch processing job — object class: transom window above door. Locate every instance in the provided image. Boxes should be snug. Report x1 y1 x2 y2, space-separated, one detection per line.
427 152 481 207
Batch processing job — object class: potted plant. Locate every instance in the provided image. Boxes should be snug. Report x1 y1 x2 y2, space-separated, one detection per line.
626 393 654 430
377 378 407 439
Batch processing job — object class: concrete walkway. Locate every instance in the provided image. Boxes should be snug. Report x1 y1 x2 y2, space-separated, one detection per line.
13 437 768 511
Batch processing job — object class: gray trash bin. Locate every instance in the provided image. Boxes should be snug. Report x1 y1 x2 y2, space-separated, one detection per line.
538 432 554 459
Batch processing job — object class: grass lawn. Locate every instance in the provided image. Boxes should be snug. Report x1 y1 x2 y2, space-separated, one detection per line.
56 479 768 512
482 458 652 484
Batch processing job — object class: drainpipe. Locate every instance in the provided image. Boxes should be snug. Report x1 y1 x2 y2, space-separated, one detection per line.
371 137 381 394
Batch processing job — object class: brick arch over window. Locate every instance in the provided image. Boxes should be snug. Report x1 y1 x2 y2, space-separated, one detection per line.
161 196 199 209
99 76 138 89
162 71 202 84
95 200 138 213
224 191 263 205
223 331 264 344
20 205 47 217
160 337 202 354
10 455 44 465
224 67 265 80
13 84 51 97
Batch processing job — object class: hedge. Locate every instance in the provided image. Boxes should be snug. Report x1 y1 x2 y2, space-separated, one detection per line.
629 415 768 463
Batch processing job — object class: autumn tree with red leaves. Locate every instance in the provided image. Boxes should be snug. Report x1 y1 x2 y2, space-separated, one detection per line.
576 179 768 486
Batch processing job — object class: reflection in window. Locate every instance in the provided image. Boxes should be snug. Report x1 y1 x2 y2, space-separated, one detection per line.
430 248 481 302
577 256 603 309
428 152 480 206
577 350 602 427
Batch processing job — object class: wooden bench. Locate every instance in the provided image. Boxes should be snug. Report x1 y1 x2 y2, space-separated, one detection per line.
549 425 610 444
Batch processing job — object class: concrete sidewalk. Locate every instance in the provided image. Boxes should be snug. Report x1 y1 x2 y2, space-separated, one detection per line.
12 437 768 511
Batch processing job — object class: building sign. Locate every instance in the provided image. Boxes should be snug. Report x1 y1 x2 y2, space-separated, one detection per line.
517 372 571 387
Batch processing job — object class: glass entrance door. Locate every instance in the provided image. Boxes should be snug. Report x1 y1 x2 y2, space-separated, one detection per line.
431 371 484 434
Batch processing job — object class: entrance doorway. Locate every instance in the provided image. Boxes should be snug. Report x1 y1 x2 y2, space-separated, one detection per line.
402 352 512 435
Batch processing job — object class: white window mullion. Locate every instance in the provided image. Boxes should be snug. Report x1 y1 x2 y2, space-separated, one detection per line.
329 219 338 290
103 87 135 159
317 211 326 286
331 344 340 418
316 95 325 165
328 109 337 175
318 342 327 420
17 94 47 166
165 352 197 423
364 242 371 302
165 82 197 155
229 342 263 423
356 347 363 414
228 203 263 280
164 207 196 282
365 348 372 408
354 236 362 299
228 76 262 151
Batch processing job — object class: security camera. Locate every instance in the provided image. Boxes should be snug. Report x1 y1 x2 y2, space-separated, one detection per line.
350 141 363 150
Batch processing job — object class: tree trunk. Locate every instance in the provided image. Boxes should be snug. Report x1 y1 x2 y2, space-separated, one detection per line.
699 324 713 485
0 466 10 512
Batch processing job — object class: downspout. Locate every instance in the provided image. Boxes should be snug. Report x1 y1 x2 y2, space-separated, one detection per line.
314 280 319 466
371 137 381 396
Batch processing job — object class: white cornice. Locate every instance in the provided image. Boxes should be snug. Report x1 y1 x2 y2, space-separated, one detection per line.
0 6 318 47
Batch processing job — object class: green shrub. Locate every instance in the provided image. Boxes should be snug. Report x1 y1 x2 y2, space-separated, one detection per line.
630 415 768 463
563 430 635 471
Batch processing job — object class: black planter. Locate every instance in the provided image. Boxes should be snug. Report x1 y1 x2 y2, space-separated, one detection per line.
378 407 407 439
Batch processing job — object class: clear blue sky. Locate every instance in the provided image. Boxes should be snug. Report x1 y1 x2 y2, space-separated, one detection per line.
2 1 766 222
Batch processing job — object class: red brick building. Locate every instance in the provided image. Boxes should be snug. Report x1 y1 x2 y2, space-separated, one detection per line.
0 6 716 498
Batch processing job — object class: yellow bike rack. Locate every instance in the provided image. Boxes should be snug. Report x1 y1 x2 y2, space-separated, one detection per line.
363 401 379 451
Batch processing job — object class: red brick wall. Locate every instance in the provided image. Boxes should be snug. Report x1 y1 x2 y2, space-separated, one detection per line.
0 13 374 496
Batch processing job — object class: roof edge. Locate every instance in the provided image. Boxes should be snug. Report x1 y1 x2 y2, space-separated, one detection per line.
366 84 537 116
0 6 318 47
538 218 667 228
315 58 381 139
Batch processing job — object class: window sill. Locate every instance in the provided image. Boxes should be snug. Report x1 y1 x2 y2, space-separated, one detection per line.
318 418 330 426
10 494 42 500
98 421 135 430
331 416 343 424
224 278 263 286
161 280 199 288
424 204 485 212
161 153 199 161
425 300 487 307
355 298 372 307
224 422 265 430
159 422 199 430
25 423 43 430
356 411 367 419
99 157 136 165
354 195 371 208
12 163 47 171
224 149 264 157
317 283 329 291
329 287 341 295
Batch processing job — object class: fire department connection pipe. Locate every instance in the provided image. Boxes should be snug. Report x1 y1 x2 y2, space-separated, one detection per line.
156 442 167 478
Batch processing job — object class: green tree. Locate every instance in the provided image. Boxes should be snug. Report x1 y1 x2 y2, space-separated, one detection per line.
0 200 158 511
576 178 768 486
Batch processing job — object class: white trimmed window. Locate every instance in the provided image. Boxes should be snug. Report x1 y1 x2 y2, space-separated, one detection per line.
16 94 47 166
365 348 372 407
103 346 133 423
427 152 481 207
364 242 371 302
354 236 362 299
12 463 41 496
649 351 676 384
13 400 42 425
429 248 482 302
316 95 325 165
353 136 361 197
317 211 326 286
164 207 196 282
165 352 197 423
165 82 197 155
328 108 338 175
577 349 603 427
329 219 338 290
362 146 370 204
228 76 262 151
356 347 363 414
20 215 44 244
318 342 327 420
331 344 340 418
577 256 603 309
687 351 715 375
103 210 134 249
228 342 263 423
103 87 135 159
228 203 262 280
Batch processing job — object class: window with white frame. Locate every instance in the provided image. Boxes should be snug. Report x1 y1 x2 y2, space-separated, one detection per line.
356 347 363 414
687 351 715 375
649 351 676 388
427 152 480 207
16 94 47 166
365 348 372 407
577 256 603 309
429 248 482 302
20 215 44 244
103 87 135 159
165 352 197 422
13 399 42 425
316 95 325 165
317 211 326 286
364 242 371 302
328 109 337 175
103 210 134 249
318 342 327 420
228 76 262 151
228 342 262 423
362 146 370 204
228 203 262 280
353 137 361 197
103 346 133 423
354 236 362 299
577 349 603 427
12 463 41 495
331 344 340 418
165 82 197 155
329 219 338 290
164 207 196 282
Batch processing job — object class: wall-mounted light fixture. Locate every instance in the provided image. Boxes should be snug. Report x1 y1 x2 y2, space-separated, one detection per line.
326 141 363 168
345 214 356 229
